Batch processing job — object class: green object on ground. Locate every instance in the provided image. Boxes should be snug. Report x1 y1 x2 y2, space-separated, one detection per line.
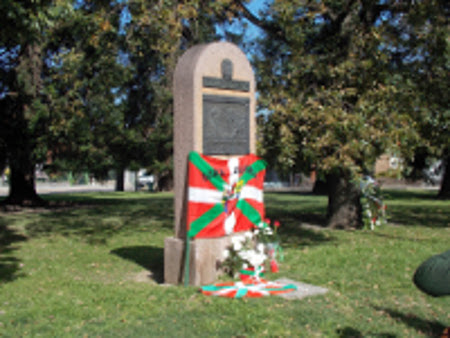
413 250 450 297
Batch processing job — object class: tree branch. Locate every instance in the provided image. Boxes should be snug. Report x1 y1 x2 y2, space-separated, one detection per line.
232 0 289 43
317 0 357 42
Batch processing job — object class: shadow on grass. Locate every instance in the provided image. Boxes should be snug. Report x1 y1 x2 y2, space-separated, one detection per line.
374 306 446 337
336 327 395 338
266 190 449 229
5 191 335 248
111 246 164 284
388 206 449 228
0 219 27 283
360 231 439 244
265 191 332 247
265 192 327 224
382 190 438 201
20 195 174 243
279 225 334 248
383 189 449 228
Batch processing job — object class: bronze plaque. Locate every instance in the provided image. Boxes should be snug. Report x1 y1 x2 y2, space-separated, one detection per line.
203 95 250 155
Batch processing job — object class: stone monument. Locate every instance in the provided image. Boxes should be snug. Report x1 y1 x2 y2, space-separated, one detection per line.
164 42 256 286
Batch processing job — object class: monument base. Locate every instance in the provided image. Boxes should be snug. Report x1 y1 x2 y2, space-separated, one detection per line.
164 237 185 285
164 236 234 286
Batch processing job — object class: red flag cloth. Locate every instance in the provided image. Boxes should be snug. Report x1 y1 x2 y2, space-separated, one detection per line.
187 152 266 238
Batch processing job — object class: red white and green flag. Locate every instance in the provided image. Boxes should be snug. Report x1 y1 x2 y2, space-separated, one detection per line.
187 151 267 239
201 280 298 298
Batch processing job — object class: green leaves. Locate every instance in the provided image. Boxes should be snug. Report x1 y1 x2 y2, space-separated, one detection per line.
254 0 439 181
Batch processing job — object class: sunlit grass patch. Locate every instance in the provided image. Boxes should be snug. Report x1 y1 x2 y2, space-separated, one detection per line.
0 190 448 336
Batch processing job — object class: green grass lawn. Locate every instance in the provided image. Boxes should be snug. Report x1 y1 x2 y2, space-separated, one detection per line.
0 190 449 337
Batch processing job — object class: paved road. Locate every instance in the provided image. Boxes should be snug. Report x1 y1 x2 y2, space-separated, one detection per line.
0 181 115 197
0 179 438 197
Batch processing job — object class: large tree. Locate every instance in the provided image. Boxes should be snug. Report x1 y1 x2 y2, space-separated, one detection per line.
232 0 441 228
0 0 54 205
395 1 449 199
1 0 233 202
44 1 131 184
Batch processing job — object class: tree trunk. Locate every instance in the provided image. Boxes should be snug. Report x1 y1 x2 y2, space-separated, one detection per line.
157 173 173 192
2 43 45 206
438 154 450 199
312 178 329 195
4 138 44 206
326 172 363 229
2 100 43 206
6 166 43 206
115 167 125 192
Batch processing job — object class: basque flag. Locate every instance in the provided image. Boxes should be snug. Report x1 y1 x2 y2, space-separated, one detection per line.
187 151 267 238
201 280 298 298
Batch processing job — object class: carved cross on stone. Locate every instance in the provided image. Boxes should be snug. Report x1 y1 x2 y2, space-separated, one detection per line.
201 59 251 155
203 59 250 92
221 59 233 80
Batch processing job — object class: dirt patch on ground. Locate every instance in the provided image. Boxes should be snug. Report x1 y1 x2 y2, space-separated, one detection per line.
130 270 160 284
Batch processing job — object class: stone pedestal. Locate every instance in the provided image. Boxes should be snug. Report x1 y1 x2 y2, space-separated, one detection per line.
164 235 234 286
163 237 185 285
165 41 256 285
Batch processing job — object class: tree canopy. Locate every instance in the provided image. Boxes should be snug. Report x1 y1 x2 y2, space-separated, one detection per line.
0 0 230 203
1 0 448 218
231 0 449 227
